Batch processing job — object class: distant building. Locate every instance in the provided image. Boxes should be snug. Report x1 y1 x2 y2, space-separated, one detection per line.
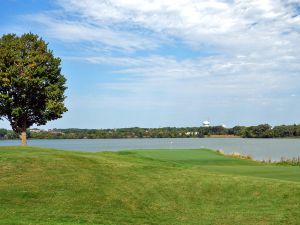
29 128 45 133
202 121 210 127
185 131 199 136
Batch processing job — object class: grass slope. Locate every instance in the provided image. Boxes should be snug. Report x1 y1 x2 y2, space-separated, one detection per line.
0 146 300 225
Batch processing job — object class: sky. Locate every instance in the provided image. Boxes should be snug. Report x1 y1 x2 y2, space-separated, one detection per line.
0 0 300 129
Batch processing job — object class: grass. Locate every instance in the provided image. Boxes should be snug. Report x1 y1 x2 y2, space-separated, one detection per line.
0 146 299 225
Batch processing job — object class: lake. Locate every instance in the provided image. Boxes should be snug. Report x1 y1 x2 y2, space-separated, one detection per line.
1 138 300 161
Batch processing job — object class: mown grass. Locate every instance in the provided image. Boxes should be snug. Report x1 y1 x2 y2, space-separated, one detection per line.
0 146 300 225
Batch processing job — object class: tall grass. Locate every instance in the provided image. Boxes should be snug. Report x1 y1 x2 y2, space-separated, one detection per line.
276 156 300 166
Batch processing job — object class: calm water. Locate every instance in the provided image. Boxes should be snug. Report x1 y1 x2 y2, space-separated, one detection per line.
0 138 300 160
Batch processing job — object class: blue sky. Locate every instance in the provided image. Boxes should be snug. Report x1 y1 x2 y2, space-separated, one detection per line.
1 0 300 129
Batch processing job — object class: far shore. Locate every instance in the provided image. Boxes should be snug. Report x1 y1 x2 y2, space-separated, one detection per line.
3 136 300 141
205 134 240 138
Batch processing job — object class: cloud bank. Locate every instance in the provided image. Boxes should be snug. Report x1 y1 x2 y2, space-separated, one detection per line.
18 0 300 127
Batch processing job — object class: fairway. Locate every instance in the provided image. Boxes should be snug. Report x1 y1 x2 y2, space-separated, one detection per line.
132 149 300 182
0 146 300 225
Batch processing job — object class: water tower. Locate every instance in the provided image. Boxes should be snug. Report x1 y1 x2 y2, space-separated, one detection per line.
202 120 210 127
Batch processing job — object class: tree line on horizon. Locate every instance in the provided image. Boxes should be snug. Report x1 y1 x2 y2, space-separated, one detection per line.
0 124 300 139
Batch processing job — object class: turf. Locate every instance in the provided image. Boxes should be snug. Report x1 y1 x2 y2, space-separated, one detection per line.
0 146 300 225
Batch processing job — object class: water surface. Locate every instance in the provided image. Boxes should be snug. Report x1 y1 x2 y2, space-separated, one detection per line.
0 138 300 160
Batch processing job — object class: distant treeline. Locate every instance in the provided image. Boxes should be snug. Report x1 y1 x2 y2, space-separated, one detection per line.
1 124 300 140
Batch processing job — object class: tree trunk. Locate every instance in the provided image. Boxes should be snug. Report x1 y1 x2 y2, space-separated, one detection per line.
20 131 27 146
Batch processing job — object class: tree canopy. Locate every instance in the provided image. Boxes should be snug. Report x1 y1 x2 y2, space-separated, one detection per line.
0 33 67 145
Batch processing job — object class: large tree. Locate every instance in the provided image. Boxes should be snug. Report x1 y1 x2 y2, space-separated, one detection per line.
0 33 67 145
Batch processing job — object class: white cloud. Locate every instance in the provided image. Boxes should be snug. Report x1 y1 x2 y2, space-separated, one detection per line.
25 13 159 52
73 53 300 107
24 0 300 59
53 0 300 50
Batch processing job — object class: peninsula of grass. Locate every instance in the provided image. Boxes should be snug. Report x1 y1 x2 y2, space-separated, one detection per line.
0 146 300 225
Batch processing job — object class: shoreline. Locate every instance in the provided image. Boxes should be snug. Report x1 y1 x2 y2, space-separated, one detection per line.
2 136 300 140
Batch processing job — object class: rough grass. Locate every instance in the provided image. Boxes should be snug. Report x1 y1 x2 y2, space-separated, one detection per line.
0 146 300 225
